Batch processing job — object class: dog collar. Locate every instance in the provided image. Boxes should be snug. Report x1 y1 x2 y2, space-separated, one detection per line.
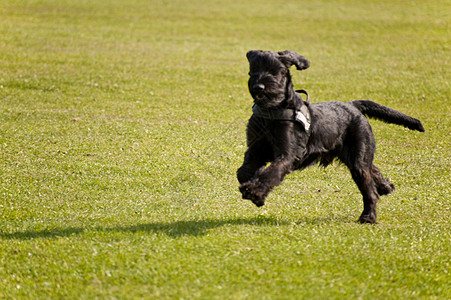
252 104 311 131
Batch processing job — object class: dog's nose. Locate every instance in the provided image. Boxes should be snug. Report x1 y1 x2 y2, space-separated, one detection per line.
253 83 265 92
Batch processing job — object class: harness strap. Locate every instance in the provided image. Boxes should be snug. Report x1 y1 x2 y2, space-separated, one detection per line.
295 89 310 104
252 103 311 131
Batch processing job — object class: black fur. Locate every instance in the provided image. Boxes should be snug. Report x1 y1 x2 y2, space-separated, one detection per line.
237 50 425 223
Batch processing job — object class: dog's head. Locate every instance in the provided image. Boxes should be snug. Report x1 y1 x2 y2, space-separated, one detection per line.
246 50 310 109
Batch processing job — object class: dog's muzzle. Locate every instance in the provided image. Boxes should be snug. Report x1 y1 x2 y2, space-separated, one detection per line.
251 84 266 101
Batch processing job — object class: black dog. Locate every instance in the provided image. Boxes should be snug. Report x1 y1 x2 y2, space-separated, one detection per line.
237 50 425 223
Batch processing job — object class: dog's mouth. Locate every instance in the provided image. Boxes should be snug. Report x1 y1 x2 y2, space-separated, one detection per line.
254 93 266 102
250 91 267 103
251 88 272 102
252 93 284 109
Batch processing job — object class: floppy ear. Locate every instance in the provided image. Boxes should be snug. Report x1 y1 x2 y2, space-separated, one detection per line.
277 50 310 70
246 50 263 63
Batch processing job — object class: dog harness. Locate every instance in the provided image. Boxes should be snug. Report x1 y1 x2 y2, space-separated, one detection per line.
252 90 311 131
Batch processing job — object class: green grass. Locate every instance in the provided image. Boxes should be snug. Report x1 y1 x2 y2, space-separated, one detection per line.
0 0 449 298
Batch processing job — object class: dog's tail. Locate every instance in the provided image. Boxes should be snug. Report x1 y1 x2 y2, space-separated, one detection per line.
351 100 425 132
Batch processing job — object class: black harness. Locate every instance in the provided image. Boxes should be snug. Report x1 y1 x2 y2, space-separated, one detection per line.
252 89 311 132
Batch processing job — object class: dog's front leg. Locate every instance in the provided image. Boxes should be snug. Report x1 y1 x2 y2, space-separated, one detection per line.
237 144 268 185
240 122 298 206
237 137 272 202
240 154 295 206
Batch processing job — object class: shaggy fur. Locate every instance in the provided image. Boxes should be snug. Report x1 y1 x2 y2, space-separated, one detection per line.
237 50 425 223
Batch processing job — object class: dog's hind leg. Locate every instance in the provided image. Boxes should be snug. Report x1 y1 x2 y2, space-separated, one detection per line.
350 166 380 224
338 115 381 223
371 164 395 196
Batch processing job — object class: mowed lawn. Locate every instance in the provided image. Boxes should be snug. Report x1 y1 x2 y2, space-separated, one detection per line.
0 0 449 298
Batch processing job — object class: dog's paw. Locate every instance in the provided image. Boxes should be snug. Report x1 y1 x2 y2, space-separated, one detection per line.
239 182 254 200
239 182 266 207
358 212 377 224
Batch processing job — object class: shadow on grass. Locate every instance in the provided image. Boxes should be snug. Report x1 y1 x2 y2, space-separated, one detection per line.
0 216 294 240
1 214 355 240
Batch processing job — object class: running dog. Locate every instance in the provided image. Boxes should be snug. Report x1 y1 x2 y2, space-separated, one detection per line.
237 50 425 223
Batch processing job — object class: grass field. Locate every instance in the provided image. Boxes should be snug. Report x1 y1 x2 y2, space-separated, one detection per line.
0 0 449 298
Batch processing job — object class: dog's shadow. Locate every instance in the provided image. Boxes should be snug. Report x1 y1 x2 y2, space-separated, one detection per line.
1 215 353 240
1 216 294 240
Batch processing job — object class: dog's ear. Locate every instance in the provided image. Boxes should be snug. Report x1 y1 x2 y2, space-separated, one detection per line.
246 50 263 63
277 50 310 71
